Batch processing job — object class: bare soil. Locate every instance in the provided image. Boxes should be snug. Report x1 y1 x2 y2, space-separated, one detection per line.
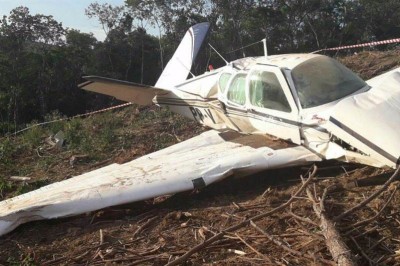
1 49 400 265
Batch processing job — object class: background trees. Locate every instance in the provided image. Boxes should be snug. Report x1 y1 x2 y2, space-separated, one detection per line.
0 5 160 134
1 1 400 135
0 7 66 132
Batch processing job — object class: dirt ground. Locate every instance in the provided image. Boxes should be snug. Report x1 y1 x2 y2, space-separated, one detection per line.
1 49 400 265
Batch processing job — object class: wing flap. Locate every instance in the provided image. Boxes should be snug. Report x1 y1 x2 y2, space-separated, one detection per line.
79 76 169 105
0 130 320 236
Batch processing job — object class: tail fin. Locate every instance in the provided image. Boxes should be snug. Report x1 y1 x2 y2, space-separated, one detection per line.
155 22 210 89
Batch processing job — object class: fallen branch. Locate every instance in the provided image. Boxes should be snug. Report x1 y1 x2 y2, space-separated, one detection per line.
99 229 104 245
306 185 356 266
250 220 304 257
250 221 330 265
234 233 271 262
335 166 400 221
165 165 317 266
99 254 167 264
132 216 158 238
91 158 112 168
366 236 387 252
344 172 394 188
9 176 32 182
289 211 319 226
345 186 397 232
350 236 375 265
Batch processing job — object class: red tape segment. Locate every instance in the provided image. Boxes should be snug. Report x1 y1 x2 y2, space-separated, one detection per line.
9 102 133 136
312 38 400 53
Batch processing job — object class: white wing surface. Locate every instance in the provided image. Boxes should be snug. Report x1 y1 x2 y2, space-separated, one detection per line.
366 66 400 88
0 130 320 236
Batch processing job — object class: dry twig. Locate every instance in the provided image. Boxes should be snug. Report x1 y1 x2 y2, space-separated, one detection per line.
289 211 319 226
234 233 271 261
99 229 104 245
345 186 397 232
335 167 400 221
132 216 158 238
250 220 304 257
350 236 375 265
165 165 318 266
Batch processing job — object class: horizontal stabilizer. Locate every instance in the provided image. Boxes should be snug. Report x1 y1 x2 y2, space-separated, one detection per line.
79 76 169 105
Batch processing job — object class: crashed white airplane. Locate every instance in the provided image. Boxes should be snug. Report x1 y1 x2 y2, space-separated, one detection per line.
1 22 400 236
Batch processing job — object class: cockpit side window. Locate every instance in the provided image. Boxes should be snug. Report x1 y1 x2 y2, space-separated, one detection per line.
249 70 291 112
227 74 247 106
219 73 232 93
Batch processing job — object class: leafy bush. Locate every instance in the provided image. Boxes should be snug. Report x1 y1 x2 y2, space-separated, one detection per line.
64 118 87 149
22 123 45 148
44 110 66 134
92 112 122 149
7 253 36 266
0 122 16 136
0 138 16 165
0 178 12 199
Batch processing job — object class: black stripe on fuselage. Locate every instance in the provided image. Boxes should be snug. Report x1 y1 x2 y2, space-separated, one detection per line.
157 97 328 133
329 116 398 164
156 97 217 103
157 98 297 126
155 98 211 109
225 106 300 128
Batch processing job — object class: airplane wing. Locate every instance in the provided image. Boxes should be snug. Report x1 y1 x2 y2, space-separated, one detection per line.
79 76 169 105
0 130 320 236
366 66 400 88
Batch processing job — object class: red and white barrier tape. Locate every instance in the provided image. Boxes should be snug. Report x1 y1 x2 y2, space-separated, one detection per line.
312 38 400 53
9 102 133 136
71 102 133 119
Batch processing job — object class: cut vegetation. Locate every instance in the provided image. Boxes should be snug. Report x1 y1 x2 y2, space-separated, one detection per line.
1 50 400 265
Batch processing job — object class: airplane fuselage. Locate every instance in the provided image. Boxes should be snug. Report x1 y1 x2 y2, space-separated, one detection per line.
154 54 400 169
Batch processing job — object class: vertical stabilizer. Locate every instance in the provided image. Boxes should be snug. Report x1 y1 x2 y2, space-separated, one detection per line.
155 22 210 89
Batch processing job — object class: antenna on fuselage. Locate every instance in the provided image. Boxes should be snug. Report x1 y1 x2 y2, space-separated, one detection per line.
208 43 229 65
262 38 268 59
175 57 196 78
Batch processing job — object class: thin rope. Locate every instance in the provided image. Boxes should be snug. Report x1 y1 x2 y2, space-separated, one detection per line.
226 40 263 54
4 102 133 138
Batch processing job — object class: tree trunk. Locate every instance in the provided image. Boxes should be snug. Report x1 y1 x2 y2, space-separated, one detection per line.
141 35 144 84
307 188 356 266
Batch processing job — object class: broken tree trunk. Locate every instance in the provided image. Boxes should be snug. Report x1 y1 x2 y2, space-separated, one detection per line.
306 186 356 266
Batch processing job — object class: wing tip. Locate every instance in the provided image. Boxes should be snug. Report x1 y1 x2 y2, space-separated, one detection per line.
78 80 94 89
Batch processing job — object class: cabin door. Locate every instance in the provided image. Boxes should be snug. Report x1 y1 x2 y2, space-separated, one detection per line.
246 65 301 144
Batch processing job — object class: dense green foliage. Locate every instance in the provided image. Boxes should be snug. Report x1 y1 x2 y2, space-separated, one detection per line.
126 0 400 60
0 1 400 134
0 6 161 134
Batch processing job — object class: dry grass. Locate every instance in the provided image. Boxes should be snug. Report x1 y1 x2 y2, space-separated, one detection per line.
1 50 400 265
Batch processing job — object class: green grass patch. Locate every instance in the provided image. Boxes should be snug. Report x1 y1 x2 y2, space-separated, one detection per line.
0 105 199 199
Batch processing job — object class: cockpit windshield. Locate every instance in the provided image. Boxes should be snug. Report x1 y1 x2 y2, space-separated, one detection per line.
291 56 367 108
